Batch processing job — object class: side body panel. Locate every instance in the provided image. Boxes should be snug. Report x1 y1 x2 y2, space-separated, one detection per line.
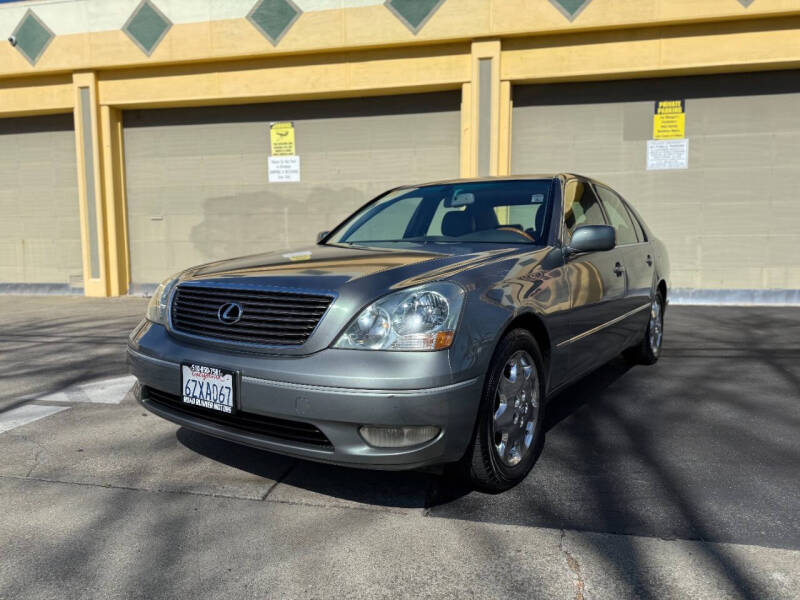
559 178 631 378
561 246 629 376
595 184 654 342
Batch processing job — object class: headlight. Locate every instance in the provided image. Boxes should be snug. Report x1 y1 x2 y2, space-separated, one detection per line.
334 282 464 351
145 272 182 324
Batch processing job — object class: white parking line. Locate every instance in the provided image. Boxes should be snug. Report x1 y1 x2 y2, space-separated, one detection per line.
0 405 69 434
37 375 137 405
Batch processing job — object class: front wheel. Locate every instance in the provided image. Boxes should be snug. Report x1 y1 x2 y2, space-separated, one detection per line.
461 329 545 493
624 290 665 365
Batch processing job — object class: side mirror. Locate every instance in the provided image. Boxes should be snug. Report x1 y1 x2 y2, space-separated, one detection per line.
566 225 616 255
317 230 330 243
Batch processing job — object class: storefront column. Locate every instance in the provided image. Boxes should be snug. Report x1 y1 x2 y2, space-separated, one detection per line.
99 105 130 296
73 71 108 297
468 40 502 177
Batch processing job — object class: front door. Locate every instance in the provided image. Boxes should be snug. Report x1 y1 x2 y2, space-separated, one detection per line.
560 180 629 377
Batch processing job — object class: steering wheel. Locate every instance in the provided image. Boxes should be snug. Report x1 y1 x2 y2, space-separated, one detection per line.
496 226 537 243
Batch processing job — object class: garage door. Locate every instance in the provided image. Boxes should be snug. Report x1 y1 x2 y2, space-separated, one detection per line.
123 92 461 288
0 114 82 291
512 71 800 294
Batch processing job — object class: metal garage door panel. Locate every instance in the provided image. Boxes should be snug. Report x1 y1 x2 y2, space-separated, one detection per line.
0 114 82 290
124 92 461 287
512 71 800 292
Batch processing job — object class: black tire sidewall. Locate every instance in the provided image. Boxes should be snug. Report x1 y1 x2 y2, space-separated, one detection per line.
477 329 546 486
645 291 665 361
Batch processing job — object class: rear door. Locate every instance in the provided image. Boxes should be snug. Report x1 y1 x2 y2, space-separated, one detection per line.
561 179 629 376
595 184 653 340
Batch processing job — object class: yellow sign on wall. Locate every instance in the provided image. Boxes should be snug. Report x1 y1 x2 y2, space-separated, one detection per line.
653 100 686 140
270 121 296 156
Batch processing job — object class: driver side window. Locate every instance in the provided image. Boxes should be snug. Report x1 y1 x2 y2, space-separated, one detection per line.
345 196 423 242
564 180 606 238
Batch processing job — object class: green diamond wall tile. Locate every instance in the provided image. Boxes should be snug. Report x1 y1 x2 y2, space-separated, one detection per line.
247 0 302 46
386 0 445 34
123 0 172 56
11 10 54 65
549 0 593 21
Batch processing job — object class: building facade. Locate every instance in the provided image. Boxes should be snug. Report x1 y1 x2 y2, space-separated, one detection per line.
0 0 798 300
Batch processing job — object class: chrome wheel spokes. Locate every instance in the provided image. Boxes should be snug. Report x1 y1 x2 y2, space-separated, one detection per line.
493 350 539 467
649 297 663 355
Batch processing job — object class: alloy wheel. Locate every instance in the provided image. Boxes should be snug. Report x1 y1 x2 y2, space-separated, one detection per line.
649 296 664 355
492 350 539 467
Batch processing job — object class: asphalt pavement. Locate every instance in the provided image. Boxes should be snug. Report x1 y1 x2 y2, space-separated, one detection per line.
0 296 798 599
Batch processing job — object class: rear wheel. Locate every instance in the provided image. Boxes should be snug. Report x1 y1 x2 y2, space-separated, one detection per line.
624 290 665 365
462 329 545 492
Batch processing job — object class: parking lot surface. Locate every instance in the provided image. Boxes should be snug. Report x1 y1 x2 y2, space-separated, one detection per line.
0 296 798 599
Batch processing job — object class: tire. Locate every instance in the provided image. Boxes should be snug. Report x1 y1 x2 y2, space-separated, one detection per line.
624 289 665 366
461 329 546 493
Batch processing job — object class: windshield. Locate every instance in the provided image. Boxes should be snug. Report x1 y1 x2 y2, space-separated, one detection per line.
327 179 554 247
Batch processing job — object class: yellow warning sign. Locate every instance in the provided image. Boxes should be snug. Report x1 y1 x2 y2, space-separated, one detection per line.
653 100 686 140
270 122 296 156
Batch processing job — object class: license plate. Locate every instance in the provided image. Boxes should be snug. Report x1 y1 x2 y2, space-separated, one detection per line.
181 363 237 414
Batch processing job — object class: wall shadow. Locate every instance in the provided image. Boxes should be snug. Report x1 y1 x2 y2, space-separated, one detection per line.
0 297 146 413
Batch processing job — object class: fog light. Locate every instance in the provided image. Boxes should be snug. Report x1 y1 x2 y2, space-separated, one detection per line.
359 425 441 448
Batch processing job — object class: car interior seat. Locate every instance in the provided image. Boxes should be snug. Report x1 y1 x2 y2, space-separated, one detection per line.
468 205 500 231
441 211 476 237
530 206 547 243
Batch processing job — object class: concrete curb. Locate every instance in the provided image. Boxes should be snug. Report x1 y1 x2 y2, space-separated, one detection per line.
670 288 800 306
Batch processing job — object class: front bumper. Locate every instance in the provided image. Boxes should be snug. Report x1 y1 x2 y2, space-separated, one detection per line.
127 322 484 469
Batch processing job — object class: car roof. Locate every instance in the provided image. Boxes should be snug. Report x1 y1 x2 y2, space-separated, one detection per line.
394 173 608 189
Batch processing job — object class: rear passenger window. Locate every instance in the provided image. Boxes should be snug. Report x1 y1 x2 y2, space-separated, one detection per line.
626 205 647 243
564 180 606 238
596 186 638 246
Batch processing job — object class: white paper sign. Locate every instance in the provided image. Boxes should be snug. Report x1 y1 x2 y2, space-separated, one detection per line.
647 139 689 170
268 155 300 182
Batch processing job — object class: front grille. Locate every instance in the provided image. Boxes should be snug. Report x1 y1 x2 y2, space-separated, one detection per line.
144 387 333 448
170 284 333 346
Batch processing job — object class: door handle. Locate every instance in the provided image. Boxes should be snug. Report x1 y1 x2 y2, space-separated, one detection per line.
646 254 653 267
614 262 625 277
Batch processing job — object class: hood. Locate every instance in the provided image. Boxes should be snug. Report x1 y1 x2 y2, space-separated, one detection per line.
186 243 523 291
189 244 441 288
175 242 538 355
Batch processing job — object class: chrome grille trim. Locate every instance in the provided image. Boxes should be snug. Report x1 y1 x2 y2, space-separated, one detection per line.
169 283 334 347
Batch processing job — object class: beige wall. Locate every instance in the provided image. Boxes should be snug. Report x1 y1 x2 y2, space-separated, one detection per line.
123 92 461 285
2 0 798 80
511 70 800 291
0 114 83 288
0 0 799 296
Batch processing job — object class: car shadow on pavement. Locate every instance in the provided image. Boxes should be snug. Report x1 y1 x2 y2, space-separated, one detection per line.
176 427 454 510
175 356 637 512
543 355 632 433
174 357 636 512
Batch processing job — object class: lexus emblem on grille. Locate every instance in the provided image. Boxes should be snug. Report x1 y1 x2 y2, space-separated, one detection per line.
217 302 243 324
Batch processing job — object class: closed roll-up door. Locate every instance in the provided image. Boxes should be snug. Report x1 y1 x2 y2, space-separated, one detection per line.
0 114 82 291
512 71 800 292
124 92 461 287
